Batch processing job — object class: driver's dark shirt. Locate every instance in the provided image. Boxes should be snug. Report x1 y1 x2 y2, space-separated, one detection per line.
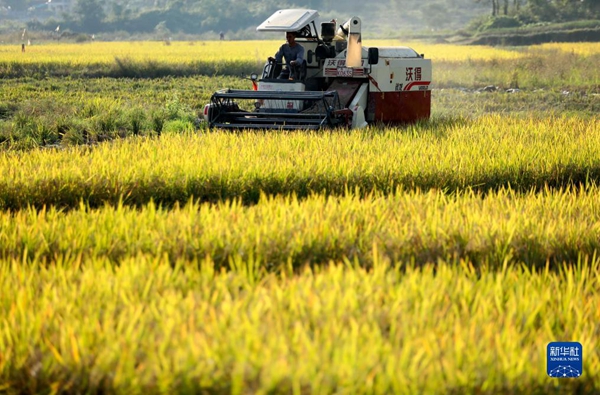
273 43 305 66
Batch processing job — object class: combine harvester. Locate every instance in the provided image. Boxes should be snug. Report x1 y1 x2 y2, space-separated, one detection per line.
204 9 432 130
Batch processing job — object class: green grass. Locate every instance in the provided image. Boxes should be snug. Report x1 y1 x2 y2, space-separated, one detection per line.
0 76 228 149
479 19 600 36
434 52 600 90
0 57 258 79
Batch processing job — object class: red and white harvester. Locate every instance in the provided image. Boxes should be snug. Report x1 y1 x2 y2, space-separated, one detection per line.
204 9 432 130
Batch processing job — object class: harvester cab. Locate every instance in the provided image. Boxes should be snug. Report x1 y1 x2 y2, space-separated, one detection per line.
203 9 432 130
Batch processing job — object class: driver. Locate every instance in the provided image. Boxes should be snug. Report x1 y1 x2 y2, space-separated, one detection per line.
268 31 304 79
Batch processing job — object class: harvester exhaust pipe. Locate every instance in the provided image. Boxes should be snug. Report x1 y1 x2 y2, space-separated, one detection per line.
346 17 362 68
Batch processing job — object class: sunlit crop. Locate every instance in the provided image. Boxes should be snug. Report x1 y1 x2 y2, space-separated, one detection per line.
532 42 600 56
3 39 592 65
0 40 599 394
367 40 526 61
0 41 272 65
1 256 599 394
1 187 599 267
1 115 599 209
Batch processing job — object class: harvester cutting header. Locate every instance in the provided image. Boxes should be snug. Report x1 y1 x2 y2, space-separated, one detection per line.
203 9 432 130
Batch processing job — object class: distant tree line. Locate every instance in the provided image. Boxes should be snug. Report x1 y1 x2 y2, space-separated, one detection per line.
3 0 599 35
20 0 287 35
476 0 599 22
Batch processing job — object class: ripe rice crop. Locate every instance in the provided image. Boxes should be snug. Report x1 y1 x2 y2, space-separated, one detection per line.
0 41 271 78
0 40 599 394
1 41 597 84
0 40 526 65
0 187 599 268
368 40 526 61
0 256 598 394
533 42 600 56
0 41 271 64
0 115 598 209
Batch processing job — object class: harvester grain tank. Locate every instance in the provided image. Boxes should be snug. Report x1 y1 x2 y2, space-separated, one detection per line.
204 9 432 130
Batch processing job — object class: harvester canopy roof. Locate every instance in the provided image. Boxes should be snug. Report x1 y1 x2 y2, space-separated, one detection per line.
256 9 319 32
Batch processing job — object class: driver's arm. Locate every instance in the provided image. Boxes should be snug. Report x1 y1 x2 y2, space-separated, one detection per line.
290 45 304 66
269 45 284 63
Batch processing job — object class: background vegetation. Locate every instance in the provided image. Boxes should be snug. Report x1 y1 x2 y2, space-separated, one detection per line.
1 0 599 43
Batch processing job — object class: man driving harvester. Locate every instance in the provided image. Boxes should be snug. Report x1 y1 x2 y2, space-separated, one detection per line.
268 31 305 80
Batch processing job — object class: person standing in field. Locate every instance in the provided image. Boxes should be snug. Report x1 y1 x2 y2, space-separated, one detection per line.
21 28 27 52
268 31 304 80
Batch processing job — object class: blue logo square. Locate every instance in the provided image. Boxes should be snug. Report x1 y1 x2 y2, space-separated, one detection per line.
547 342 582 378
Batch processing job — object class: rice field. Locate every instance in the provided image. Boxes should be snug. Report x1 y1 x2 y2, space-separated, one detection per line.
2 256 598 394
0 40 528 65
0 40 599 394
1 186 600 268
0 40 598 88
1 115 599 209
2 40 598 64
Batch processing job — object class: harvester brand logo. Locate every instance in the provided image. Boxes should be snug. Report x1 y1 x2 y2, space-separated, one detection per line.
547 342 582 378
405 67 422 82
324 59 366 77
325 59 365 67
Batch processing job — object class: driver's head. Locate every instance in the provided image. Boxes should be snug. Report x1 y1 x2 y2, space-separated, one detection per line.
286 31 297 44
